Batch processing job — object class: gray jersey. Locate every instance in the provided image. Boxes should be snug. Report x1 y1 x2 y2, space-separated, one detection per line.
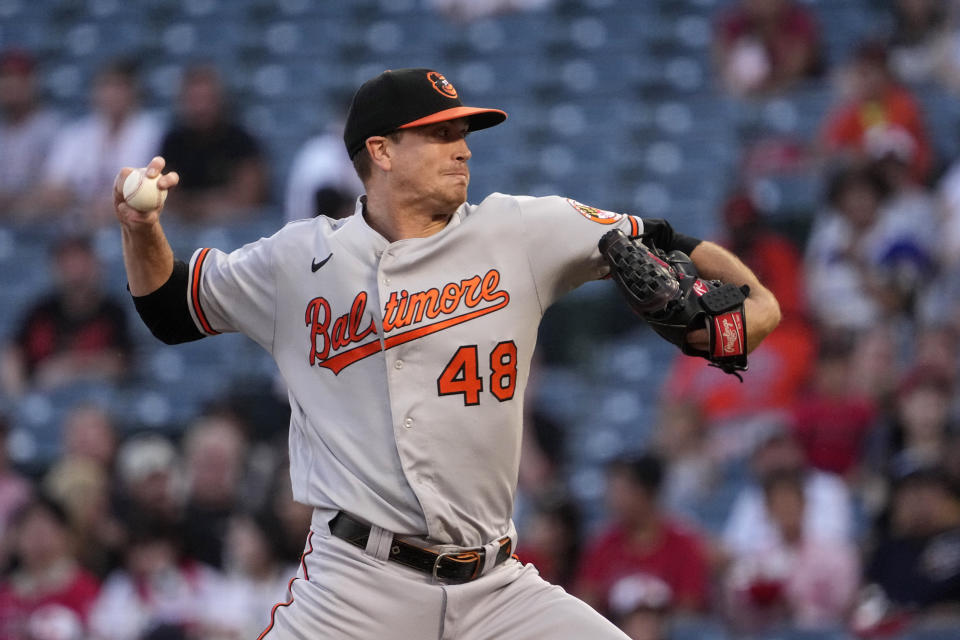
186 193 643 547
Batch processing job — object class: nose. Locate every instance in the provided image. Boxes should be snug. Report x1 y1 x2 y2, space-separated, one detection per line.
455 138 471 162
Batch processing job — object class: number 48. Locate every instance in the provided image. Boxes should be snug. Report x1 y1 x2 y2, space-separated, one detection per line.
436 341 518 405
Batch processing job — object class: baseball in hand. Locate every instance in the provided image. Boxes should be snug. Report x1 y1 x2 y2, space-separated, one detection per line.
122 167 167 213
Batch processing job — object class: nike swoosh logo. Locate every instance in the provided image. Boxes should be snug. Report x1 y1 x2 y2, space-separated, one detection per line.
311 253 333 273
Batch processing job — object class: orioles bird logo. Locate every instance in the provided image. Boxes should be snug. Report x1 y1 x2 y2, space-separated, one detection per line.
428 71 458 98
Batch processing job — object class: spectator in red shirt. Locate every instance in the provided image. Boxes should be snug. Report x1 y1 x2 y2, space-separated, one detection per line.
0 234 132 397
575 453 710 616
820 41 934 184
791 333 878 478
720 191 808 321
714 0 823 97
0 496 100 640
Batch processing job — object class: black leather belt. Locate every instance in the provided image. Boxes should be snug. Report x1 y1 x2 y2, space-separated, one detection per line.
329 512 513 583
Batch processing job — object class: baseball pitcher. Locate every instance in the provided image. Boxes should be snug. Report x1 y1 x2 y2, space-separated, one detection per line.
113 68 781 639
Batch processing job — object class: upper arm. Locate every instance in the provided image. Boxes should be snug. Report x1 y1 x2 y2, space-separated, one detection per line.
186 235 278 351
517 195 643 308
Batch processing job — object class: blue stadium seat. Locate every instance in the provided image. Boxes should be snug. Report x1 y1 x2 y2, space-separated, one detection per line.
753 628 852 640
899 628 960 640
670 618 730 640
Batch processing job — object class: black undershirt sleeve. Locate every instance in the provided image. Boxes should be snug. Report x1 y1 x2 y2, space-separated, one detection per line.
131 259 205 345
639 217 702 255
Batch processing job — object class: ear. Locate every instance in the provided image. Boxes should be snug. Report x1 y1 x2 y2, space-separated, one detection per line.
366 136 392 172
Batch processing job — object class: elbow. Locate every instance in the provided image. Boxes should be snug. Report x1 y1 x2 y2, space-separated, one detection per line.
756 289 782 341
769 293 783 332
745 288 781 352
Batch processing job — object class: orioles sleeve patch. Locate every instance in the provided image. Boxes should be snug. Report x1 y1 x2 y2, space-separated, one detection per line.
566 198 623 225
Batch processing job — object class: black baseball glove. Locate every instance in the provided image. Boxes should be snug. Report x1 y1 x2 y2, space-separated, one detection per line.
599 228 749 377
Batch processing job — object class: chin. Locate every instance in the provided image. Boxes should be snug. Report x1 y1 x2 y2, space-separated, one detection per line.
447 186 468 206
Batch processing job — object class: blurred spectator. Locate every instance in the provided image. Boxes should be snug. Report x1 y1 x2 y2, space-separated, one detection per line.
718 191 807 320
870 142 940 319
42 458 124 579
60 403 117 471
913 324 959 382
0 49 60 220
284 124 363 222
865 465 960 619
159 65 268 223
714 0 823 97
0 235 132 397
820 42 933 184
197 511 295 639
575 453 710 616
180 415 248 569
723 470 859 632
114 435 182 531
513 490 581 591
0 496 100 640
790 334 878 478
885 365 955 472
36 59 162 226
88 522 220 640
922 1 960 95
848 322 903 403
804 164 935 330
653 401 719 524
661 316 815 446
0 415 30 564
607 573 673 640
722 424 854 558
886 0 949 85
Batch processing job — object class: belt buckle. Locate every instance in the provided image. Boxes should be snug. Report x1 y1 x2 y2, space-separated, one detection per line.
432 550 455 582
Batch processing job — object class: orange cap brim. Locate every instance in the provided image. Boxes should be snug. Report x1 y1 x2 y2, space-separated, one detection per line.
398 106 507 131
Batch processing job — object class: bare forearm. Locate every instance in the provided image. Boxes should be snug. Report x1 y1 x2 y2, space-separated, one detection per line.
122 222 175 296
689 240 781 351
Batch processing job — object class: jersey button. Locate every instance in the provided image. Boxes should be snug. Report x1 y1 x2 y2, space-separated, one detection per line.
403 417 413 428
383 277 391 285
394 360 404 370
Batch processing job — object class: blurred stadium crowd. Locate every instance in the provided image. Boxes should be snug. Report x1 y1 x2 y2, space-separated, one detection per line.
2 0 960 638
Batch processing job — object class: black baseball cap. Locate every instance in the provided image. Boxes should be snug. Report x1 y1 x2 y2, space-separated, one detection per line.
343 68 507 159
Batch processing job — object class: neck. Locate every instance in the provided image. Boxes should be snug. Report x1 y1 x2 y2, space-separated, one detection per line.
363 191 456 242
625 513 662 545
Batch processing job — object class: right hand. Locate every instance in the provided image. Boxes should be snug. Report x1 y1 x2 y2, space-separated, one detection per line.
113 156 180 229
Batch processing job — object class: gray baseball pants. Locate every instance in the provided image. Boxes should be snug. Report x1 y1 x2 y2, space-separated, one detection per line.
257 517 629 639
